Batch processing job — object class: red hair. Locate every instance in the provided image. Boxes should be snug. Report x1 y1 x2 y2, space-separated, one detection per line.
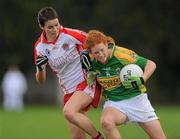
85 30 115 52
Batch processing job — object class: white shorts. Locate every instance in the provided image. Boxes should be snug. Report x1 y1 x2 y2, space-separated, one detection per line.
103 93 158 123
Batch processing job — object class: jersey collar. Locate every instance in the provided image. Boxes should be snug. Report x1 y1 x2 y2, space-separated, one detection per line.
40 26 63 45
109 43 116 59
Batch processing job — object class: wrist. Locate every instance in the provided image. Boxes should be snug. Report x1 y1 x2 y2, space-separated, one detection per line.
37 66 43 71
140 77 145 84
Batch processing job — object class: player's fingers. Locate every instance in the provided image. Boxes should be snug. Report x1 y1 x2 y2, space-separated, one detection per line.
131 81 138 89
37 58 48 65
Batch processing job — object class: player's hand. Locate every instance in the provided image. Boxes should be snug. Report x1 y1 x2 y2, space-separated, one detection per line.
36 55 48 71
86 71 97 85
122 76 144 89
81 50 92 71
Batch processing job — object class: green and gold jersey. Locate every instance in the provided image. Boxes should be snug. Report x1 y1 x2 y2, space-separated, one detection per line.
92 45 148 101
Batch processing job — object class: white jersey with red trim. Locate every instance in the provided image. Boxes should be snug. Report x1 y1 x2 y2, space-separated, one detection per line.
34 26 87 94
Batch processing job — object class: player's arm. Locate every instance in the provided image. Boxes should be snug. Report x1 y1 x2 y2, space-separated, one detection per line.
142 59 156 82
81 50 93 71
122 60 156 89
80 50 97 85
36 66 46 84
35 55 48 84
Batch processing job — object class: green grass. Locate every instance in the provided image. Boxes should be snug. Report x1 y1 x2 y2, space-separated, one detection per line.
0 105 180 139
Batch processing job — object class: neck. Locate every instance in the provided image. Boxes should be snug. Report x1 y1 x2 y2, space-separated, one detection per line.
46 34 57 42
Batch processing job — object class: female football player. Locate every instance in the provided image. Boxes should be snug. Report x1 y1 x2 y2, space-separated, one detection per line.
83 30 167 139
34 7 103 139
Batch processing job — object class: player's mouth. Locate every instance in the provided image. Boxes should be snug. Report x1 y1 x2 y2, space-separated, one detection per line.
51 32 58 35
99 56 107 64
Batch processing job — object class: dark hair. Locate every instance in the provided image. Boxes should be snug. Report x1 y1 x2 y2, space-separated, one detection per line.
37 6 59 27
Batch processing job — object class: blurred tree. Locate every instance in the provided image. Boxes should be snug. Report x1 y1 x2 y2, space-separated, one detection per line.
0 0 52 74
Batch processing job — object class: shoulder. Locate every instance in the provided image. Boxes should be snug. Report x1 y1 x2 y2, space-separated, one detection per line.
34 31 45 48
115 46 136 55
114 46 137 64
34 36 41 47
34 36 45 53
61 27 87 43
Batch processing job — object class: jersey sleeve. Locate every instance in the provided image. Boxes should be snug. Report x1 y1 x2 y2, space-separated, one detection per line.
33 37 43 64
114 46 137 64
114 46 147 70
63 28 87 44
134 55 148 70
33 35 42 64
34 46 37 64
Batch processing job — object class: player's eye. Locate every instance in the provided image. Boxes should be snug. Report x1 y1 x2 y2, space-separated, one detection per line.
47 26 53 29
100 48 104 52
93 51 99 55
55 23 59 27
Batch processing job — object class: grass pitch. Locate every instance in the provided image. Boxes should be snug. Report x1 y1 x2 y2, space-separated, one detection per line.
0 105 179 139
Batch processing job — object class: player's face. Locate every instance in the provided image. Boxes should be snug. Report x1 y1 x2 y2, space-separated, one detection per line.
43 18 60 41
91 43 110 64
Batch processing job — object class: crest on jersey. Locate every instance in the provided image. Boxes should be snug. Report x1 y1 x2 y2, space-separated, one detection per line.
62 43 69 51
45 49 51 56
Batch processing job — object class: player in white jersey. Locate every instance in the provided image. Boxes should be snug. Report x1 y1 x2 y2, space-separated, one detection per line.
34 7 103 139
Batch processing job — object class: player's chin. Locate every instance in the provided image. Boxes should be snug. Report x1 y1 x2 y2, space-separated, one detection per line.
99 58 107 64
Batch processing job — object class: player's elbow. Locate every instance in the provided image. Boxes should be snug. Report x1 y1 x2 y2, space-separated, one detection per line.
151 60 157 70
148 60 157 72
